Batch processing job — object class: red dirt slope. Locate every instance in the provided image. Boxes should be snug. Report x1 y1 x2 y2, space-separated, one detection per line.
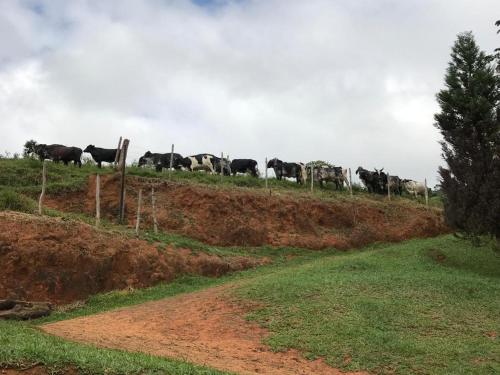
47 174 447 249
0 212 263 304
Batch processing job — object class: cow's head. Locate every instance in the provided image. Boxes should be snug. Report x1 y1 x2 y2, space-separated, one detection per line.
267 158 281 168
34 144 48 158
138 156 152 167
355 166 364 175
83 145 95 153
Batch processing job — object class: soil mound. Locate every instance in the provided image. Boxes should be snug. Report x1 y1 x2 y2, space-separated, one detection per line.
47 174 447 249
42 286 368 375
0 212 263 304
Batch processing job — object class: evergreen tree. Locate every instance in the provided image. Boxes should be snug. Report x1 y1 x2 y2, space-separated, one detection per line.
434 32 500 241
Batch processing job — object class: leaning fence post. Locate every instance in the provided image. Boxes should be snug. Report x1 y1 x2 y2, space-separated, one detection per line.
118 139 130 223
114 136 122 168
424 178 429 207
135 189 142 235
169 144 174 180
151 187 158 234
265 157 268 189
38 160 47 215
349 167 353 197
95 174 101 227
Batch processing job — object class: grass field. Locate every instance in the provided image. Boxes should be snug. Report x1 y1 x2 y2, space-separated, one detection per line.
1 235 499 374
236 235 500 374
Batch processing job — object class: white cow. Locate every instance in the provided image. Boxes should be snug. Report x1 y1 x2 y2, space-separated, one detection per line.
402 179 426 198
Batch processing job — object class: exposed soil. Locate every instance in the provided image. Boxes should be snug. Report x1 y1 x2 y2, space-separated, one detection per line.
42 285 368 375
0 212 264 304
46 174 447 250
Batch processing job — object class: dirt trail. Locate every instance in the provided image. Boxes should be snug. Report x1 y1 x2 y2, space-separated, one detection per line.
42 286 367 375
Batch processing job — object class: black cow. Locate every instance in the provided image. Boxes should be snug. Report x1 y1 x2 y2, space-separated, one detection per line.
379 171 403 195
33 144 63 161
356 166 381 193
267 158 305 184
83 145 117 168
138 151 184 172
230 159 258 177
36 144 82 167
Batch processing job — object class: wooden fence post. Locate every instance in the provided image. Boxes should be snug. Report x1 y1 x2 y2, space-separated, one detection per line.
169 144 174 180
387 172 391 200
424 178 429 207
38 160 47 215
265 157 268 189
349 167 353 197
152 187 158 234
220 152 224 182
135 189 142 235
95 174 101 227
118 139 130 223
310 165 314 193
114 136 122 167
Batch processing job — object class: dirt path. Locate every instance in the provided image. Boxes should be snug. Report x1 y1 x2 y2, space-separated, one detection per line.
42 286 367 375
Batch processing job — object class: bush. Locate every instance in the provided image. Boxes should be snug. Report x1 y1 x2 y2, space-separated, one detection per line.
0 189 37 213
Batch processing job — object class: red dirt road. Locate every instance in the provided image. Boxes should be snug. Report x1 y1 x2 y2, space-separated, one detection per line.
42 286 368 375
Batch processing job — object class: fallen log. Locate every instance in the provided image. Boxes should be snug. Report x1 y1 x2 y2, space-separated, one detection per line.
0 299 52 320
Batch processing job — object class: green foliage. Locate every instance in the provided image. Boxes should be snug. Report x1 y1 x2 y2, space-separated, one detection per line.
305 160 334 168
0 189 36 212
435 32 500 239
23 139 38 158
236 235 500 374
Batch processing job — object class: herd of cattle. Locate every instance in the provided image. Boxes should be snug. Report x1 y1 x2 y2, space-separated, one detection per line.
25 142 428 197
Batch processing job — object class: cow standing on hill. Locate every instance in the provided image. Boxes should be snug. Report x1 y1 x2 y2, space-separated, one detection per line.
402 179 426 198
312 166 349 190
356 167 382 193
35 144 82 167
181 154 230 175
138 151 184 172
379 171 403 195
267 158 306 184
83 145 117 168
230 159 258 177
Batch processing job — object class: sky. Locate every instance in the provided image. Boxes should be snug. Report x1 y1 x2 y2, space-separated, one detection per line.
0 0 499 186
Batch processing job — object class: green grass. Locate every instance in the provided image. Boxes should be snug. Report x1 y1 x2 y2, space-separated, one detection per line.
2 236 497 374
235 235 500 374
1 250 334 374
0 320 229 375
0 158 112 196
0 157 439 208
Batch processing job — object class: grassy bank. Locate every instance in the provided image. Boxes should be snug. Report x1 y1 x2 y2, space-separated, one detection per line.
236 235 500 374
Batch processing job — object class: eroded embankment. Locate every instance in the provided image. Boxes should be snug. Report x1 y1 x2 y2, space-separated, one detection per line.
0 212 263 304
47 174 447 249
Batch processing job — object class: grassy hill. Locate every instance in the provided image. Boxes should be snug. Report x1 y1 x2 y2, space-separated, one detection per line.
1 235 498 374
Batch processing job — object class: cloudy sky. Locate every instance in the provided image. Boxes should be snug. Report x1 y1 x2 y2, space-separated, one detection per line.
1 0 499 185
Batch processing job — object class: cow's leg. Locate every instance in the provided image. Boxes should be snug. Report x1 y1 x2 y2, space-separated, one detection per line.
98 161 102 168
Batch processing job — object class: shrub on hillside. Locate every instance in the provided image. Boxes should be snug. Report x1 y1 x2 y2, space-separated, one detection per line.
0 189 37 213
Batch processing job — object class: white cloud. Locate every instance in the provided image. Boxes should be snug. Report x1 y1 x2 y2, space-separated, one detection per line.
1 0 499 186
